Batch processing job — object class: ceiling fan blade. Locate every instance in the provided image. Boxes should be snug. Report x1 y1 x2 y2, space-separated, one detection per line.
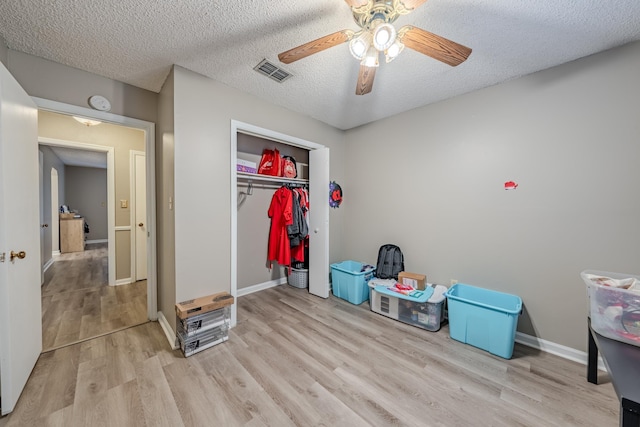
344 0 368 7
400 0 429 10
355 65 376 95
278 30 352 64
401 26 472 67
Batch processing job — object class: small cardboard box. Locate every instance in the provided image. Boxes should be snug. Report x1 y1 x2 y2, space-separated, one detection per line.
59 213 75 219
175 292 234 320
398 272 427 290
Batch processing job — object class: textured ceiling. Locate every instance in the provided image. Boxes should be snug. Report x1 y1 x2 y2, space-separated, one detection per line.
1 0 640 130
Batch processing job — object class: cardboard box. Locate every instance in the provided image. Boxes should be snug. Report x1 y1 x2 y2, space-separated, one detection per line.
59 213 75 219
398 272 426 290
175 292 234 319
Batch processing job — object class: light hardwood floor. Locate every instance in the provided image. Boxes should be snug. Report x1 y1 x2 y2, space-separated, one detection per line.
2 284 619 426
41 242 148 351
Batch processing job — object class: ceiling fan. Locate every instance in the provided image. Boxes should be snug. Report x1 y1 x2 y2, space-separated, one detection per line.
278 0 472 95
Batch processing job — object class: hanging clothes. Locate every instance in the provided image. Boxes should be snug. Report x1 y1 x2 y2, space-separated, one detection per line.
293 187 309 224
267 186 293 268
288 187 308 263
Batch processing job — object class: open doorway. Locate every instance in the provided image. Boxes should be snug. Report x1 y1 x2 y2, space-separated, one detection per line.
230 120 330 328
37 106 156 351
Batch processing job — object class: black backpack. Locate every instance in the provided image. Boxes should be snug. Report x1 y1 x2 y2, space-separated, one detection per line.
375 244 404 280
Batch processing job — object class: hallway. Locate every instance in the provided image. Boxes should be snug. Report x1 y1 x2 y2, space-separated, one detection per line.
41 242 147 351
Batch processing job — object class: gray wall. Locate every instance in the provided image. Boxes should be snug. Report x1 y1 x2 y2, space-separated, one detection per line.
6 50 157 124
64 166 108 241
343 41 640 352
159 65 346 332
156 67 176 329
0 36 7 65
39 145 66 262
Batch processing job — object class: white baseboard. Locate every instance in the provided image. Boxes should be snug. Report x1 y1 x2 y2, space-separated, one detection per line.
52 250 60 257
86 239 108 244
237 277 287 297
112 278 133 286
157 311 179 350
516 332 606 371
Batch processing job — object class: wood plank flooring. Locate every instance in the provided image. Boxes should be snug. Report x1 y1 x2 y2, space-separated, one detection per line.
41 243 148 351
2 284 619 426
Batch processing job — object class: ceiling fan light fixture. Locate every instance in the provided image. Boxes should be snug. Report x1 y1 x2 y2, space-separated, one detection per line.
349 39 367 60
373 23 397 51
349 32 371 60
361 45 379 68
385 40 404 63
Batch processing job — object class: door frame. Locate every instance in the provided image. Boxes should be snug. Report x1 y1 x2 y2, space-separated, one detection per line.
130 149 146 282
39 137 115 284
230 120 327 327
50 167 59 257
33 97 158 321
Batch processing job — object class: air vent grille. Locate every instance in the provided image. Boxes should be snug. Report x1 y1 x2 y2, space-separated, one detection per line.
254 59 292 83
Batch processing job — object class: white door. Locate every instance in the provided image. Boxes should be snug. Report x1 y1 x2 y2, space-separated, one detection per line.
51 168 59 256
133 151 147 281
0 63 42 415
308 147 330 298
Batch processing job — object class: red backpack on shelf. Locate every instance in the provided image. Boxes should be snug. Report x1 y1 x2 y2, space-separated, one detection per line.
258 148 282 177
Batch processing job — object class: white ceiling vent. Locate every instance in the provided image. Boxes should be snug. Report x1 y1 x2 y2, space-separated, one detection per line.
254 59 292 83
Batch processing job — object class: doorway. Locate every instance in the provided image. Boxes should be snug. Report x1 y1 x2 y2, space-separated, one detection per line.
34 99 158 351
230 120 330 328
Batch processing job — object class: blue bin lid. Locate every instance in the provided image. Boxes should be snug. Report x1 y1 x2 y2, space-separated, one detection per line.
374 285 434 303
445 283 522 314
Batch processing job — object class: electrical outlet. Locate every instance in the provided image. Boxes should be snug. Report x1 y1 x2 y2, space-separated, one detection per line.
450 279 458 286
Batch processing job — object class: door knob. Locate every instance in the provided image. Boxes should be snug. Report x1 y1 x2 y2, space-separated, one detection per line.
10 251 26 261
138 223 144 227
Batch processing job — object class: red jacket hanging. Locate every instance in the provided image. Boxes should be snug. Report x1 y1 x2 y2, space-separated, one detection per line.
267 187 293 267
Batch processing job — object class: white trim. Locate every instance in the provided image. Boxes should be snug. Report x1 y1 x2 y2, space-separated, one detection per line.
234 121 325 150
86 239 108 244
515 332 607 371
52 250 60 257
115 226 131 231
33 96 158 321
157 311 179 350
237 278 287 297
129 150 145 283
113 278 133 287
230 120 326 329
43 257 54 273
34 97 154 130
39 137 117 287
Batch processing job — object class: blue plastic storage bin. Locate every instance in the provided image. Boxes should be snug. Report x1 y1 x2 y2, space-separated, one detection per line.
445 283 522 359
330 260 375 305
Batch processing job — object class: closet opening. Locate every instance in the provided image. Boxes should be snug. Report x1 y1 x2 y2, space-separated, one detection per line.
230 120 330 328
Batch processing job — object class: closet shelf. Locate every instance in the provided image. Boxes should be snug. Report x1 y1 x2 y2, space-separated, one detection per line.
237 172 308 185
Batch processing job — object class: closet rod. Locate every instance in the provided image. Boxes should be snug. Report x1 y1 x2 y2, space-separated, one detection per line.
237 171 308 185
239 180 308 190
